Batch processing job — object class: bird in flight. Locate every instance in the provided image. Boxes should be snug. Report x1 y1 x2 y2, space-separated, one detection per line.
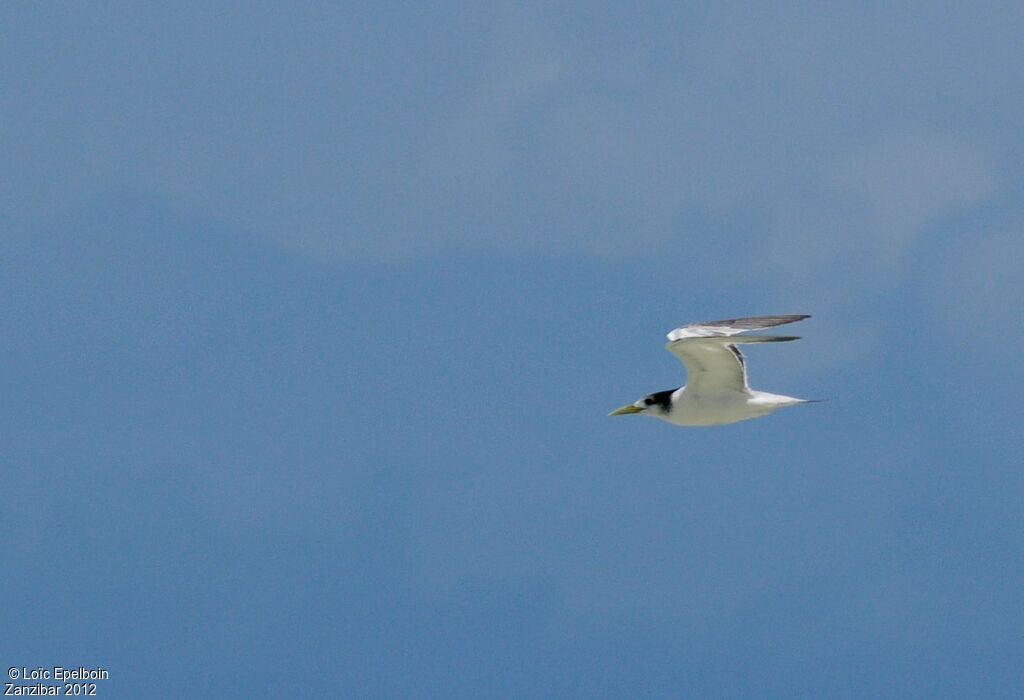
609 315 816 426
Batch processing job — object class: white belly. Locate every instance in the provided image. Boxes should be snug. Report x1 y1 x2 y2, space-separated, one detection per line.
660 389 805 426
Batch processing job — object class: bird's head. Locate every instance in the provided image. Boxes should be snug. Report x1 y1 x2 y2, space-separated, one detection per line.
608 389 676 417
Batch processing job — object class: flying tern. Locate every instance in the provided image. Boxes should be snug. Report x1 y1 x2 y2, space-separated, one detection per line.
609 315 816 426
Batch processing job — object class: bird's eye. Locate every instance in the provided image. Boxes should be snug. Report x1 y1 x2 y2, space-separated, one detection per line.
644 398 653 406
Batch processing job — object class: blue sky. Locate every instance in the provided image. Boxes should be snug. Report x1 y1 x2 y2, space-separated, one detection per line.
4 2 1023 697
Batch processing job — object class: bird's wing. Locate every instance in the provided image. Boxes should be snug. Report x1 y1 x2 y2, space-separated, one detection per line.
665 315 809 397
666 315 809 341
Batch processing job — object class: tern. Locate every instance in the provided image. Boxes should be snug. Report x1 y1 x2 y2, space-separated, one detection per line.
609 315 816 426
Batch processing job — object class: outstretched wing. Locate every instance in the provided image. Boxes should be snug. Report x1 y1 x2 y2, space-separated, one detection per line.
665 315 809 397
666 315 809 341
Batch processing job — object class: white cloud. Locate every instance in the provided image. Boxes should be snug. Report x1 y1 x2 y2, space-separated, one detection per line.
7 1 1016 296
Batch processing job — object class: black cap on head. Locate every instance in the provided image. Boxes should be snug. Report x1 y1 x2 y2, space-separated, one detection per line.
643 389 677 413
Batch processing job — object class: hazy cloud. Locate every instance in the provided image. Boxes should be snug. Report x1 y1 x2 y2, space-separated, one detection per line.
821 130 997 261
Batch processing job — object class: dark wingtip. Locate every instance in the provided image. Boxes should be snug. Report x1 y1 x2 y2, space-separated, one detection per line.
698 314 811 329
769 314 810 324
